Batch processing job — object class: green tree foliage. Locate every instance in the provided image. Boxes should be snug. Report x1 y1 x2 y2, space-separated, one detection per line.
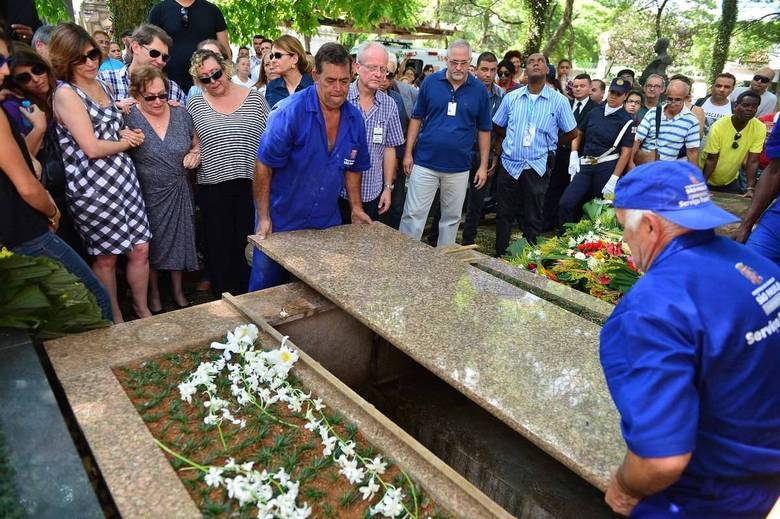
35 0 72 24
520 0 553 56
729 16 780 65
438 0 525 52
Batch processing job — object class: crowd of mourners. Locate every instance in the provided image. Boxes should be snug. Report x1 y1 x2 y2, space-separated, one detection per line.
0 0 778 324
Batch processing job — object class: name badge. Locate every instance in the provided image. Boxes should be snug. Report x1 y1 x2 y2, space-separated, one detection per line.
447 102 457 116
372 126 384 144
523 125 536 147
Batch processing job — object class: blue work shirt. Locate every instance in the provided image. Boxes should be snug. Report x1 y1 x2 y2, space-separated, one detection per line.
411 69 492 172
601 231 780 511
492 84 576 178
257 84 370 232
264 73 314 109
578 104 635 158
747 121 780 264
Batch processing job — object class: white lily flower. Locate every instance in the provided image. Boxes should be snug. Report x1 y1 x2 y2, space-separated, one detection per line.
364 456 387 475
178 381 197 403
574 252 587 260
204 467 224 488
359 476 380 500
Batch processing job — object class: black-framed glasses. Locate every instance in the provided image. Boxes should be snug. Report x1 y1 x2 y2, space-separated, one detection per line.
198 68 224 84
732 132 742 149
142 45 170 63
141 92 169 102
269 52 292 60
753 74 771 84
12 63 48 84
72 47 102 65
497 71 511 78
180 7 189 29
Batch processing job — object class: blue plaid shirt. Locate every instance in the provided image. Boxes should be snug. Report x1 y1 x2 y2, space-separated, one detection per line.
98 66 187 104
341 82 405 202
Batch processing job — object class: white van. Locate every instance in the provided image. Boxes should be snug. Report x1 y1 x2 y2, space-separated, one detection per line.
350 40 447 78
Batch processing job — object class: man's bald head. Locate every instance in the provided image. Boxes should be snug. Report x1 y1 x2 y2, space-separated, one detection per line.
751 66 775 95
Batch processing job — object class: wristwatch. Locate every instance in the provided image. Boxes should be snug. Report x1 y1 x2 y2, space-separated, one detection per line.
384 183 394 191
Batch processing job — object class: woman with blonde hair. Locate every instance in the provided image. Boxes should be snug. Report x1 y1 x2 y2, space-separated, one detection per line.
264 34 312 108
186 39 233 103
252 51 279 95
50 22 151 322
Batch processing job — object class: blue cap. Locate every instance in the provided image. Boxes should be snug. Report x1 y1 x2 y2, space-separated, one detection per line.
615 161 739 230
609 78 631 94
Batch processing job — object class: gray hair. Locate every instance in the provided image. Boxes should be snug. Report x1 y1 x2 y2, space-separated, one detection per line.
645 73 665 89
356 41 388 64
386 52 398 73
667 78 691 96
622 209 650 232
31 24 55 47
447 39 471 56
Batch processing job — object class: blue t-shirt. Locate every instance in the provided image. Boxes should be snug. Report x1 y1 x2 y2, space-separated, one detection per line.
746 120 780 264
264 73 314 109
601 231 780 486
411 69 492 172
98 58 124 72
257 85 370 232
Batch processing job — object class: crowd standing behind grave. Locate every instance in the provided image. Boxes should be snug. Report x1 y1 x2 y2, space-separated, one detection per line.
1 3 780 515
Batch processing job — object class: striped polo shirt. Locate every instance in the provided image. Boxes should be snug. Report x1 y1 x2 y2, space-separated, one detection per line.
636 105 700 161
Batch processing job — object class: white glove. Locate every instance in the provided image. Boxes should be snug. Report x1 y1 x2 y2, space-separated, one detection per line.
568 151 580 179
601 174 620 196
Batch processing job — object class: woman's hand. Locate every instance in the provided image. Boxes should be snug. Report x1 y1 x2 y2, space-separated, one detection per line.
183 150 201 169
31 157 43 179
119 127 145 148
21 104 48 130
116 98 137 114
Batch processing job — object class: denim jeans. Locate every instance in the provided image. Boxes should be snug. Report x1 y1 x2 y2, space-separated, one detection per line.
13 231 114 321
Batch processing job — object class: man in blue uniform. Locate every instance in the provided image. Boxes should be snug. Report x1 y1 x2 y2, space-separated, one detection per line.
249 43 371 291
558 77 635 227
601 161 780 518
736 120 780 264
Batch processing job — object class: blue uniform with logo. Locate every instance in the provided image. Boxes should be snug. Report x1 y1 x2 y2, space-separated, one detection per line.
602 163 780 517
746 121 780 264
249 85 370 291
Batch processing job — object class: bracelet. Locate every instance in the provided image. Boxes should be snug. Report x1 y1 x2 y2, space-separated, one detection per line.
747 187 755 191
47 205 59 224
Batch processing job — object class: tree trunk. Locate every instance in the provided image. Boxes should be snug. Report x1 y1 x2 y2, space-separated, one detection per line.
521 0 552 57
655 0 670 40
107 0 155 41
542 0 574 57
709 0 738 84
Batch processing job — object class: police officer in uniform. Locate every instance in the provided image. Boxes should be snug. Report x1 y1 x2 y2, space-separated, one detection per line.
558 78 635 227
601 161 780 518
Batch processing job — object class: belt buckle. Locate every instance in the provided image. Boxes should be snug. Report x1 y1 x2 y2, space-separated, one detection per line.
583 156 597 165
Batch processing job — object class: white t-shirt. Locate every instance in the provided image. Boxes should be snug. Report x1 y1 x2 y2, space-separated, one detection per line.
700 97 732 136
231 76 255 89
729 86 778 118
250 64 262 83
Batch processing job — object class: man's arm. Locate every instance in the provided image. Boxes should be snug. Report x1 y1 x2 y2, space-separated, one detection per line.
613 146 633 177
744 152 761 193
736 158 780 242
558 128 578 146
378 146 396 214
686 147 699 166
492 123 506 159
345 170 371 224
216 30 232 61
474 130 491 189
252 160 273 238
403 118 422 175
702 152 719 181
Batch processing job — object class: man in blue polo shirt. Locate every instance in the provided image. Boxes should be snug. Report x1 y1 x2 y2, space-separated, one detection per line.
249 43 371 291
737 120 780 265
400 39 492 247
601 161 780 518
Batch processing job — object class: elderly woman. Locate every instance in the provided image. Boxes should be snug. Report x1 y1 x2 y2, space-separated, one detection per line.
187 49 269 297
252 51 279 95
264 34 312 108
126 65 199 312
50 23 151 322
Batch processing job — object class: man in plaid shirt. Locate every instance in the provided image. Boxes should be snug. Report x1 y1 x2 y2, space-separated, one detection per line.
99 24 186 111
339 42 404 223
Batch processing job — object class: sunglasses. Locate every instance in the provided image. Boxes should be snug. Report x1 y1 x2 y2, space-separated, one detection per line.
142 45 170 62
72 47 102 65
0 54 7 69
498 71 512 78
180 7 189 29
269 52 292 60
666 96 685 104
753 75 771 84
732 132 742 149
12 63 48 84
142 92 169 102
198 68 224 84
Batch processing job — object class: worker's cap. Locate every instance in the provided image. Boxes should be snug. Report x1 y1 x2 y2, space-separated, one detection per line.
615 161 739 230
608 78 631 95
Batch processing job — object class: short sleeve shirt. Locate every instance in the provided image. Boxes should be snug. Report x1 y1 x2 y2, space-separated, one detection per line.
702 116 766 186
600 231 780 481
578 104 635 157
636 105 700 160
257 85 370 232
411 69 493 172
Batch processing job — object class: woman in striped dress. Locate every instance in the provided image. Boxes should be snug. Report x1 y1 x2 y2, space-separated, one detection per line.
187 49 268 297
50 23 151 322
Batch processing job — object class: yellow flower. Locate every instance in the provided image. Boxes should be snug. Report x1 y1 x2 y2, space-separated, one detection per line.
0 247 13 259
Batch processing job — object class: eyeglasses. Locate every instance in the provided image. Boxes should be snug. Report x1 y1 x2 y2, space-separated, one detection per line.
448 59 469 67
198 68 224 84
666 96 684 104
141 92 169 102
625 99 641 105
269 52 292 61
142 45 170 63
72 47 102 65
753 75 771 84
497 71 511 78
180 7 189 29
359 63 388 75
12 63 48 84
732 132 742 149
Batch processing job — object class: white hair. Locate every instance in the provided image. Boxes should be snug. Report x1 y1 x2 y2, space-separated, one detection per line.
386 52 398 73
646 73 666 89
622 208 687 233
447 39 471 56
356 41 388 64
667 78 691 96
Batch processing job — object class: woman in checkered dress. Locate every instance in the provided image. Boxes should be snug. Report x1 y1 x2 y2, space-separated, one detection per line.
50 23 152 323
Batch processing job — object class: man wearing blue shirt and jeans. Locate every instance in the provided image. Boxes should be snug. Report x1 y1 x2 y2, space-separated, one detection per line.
400 39 492 247
601 161 780 518
492 52 577 253
249 43 371 291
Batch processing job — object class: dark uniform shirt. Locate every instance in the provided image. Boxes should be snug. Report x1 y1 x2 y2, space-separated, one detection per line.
578 104 635 159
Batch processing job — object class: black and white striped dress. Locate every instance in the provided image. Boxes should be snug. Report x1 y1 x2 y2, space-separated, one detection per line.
187 89 269 185
56 81 151 255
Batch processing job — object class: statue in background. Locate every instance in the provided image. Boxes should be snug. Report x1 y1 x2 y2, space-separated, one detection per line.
639 37 672 85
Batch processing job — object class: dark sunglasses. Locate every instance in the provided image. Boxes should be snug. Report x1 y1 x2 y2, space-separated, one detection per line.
198 68 224 84
142 45 170 62
180 7 189 29
497 71 512 78
0 54 7 69
269 52 292 60
732 132 742 149
753 75 771 84
142 92 169 102
72 47 102 65
12 63 48 84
